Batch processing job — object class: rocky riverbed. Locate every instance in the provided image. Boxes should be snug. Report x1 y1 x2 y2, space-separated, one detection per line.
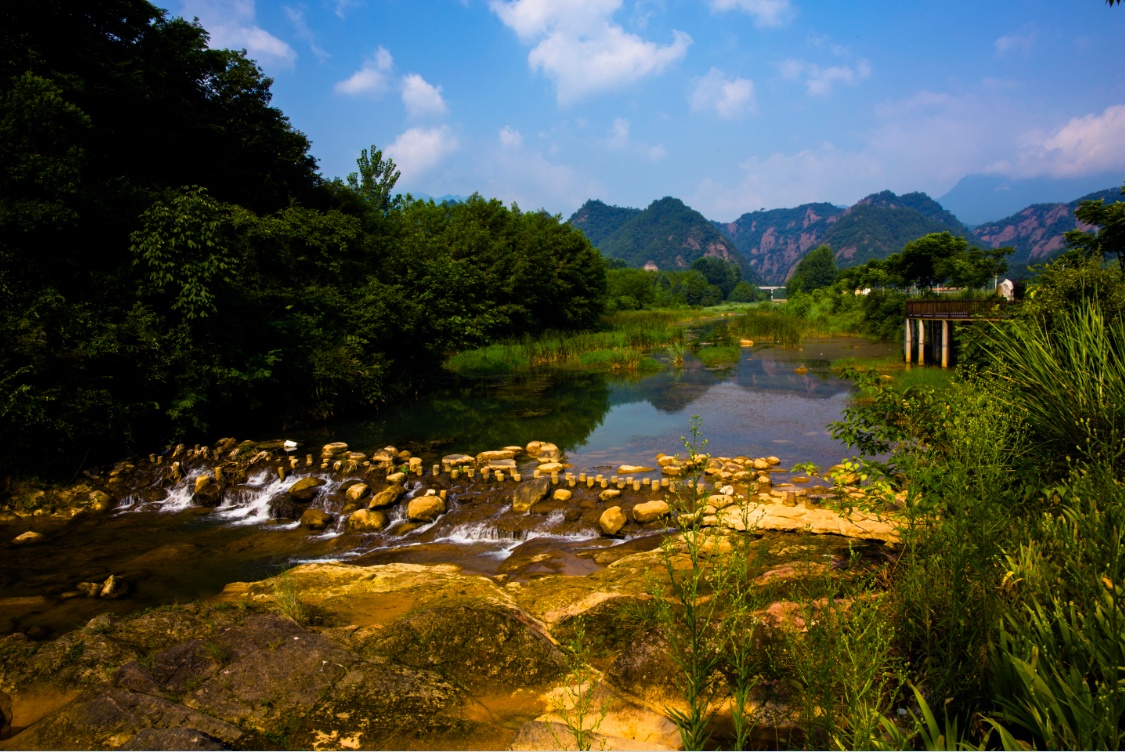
1 436 903 749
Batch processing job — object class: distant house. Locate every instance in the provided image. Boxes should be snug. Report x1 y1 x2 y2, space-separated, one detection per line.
643 262 659 272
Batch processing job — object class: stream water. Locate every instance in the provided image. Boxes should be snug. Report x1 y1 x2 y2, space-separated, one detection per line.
0 336 896 638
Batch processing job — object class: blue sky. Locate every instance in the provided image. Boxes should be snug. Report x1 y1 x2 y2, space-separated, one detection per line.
177 0 1124 220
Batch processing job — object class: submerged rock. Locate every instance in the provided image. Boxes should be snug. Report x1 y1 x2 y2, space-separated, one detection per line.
12 530 45 546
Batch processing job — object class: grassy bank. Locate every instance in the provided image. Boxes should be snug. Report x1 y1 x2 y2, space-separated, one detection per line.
444 308 722 376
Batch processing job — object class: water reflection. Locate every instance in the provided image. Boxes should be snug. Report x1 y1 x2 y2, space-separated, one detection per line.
304 336 896 473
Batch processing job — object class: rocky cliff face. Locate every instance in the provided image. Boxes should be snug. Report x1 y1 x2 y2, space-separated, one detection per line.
715 203 842 284
970 188 1118 273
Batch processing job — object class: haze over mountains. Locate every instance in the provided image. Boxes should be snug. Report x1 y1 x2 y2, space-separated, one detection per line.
568 183 1121 286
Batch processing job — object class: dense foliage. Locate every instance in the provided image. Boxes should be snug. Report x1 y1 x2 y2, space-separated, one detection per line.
785 244 837 294
604 256 763 310
0 0 606 477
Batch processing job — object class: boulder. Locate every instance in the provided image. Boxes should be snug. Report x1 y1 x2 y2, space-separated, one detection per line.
512 478 551 513
753 458 770 470
320 442 348 458
536 462 564 474
88 490 114 512
407 496 446 522
661 465 682 477
369 485 405 509
191 483 222 508
346 509 387 532
599 489 622 502
525 441 544 457
477 449 516 463
193 474 213 494
767 456 781 466
385 472 406 485
599 506 626 535
707 494 736 509
300 508 331 531
617 464 655 474
485 459 517 472
442 453 474 468
408 457 423 473
345 483 370 503
632 500 670 523
370 449 395 464
100 575 128 599
536 443 561 462
552 489 572 502
288 477 325 501
268 494 300 520
656 455 679 467
12 530 45 545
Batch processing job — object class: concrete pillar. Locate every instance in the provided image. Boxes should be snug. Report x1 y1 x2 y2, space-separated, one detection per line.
905 318 914 363
917 318 926 365
942 319 950 369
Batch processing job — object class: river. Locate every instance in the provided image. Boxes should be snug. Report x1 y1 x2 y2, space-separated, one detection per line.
0 335 896 638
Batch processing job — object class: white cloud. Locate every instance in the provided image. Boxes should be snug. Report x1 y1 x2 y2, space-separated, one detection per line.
490 0 691 105
708 0 793 28
401 73 449 118
182 0 296 69
994 29 1036 58
602 117 666 160
333 0 359 19
608 117 630 149
690 68 755 119
689 88 1015 218
483 147 605 214
499 126 524 150
335 46 393 97
282 5 328 61
997 104 1125 178
779 58 871 96
386 126 460 179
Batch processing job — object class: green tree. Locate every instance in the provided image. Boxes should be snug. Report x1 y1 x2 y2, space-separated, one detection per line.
727 280 761 303
690 256 742 298
345 146 400 214
1064 184 1125 276
130 187 237 321
787 244 838 294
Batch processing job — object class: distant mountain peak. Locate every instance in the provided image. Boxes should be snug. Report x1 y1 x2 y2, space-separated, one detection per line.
568 197 746 273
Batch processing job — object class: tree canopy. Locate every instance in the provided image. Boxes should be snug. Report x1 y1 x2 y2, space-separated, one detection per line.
787 245 838 294
0 1 607 477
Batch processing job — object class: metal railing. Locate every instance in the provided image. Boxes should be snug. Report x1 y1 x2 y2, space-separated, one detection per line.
905 299 1009 319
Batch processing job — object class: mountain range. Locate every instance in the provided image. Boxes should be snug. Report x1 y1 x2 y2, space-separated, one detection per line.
569 185 1121 286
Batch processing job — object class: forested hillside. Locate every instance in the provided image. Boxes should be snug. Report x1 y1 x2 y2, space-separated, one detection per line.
0 0 606 477
569 197 746 272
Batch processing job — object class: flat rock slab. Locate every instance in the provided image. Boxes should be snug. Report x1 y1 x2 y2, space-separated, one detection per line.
717 502 899 543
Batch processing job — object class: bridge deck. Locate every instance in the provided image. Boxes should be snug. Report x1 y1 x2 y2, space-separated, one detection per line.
905 299 1009 320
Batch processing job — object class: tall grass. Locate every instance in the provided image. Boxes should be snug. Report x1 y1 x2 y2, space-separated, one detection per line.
987 468 1125 750
445 314 689 374
730 309 810 347
985 301 1125 474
